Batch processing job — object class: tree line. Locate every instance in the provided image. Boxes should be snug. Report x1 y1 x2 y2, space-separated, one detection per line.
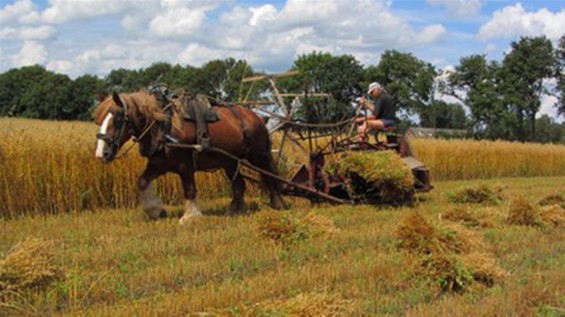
1 35 564 143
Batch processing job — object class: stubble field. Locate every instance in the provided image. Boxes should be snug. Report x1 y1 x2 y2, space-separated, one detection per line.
1 118 564 316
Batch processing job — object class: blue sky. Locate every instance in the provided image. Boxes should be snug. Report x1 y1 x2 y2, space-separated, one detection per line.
1 0 564 117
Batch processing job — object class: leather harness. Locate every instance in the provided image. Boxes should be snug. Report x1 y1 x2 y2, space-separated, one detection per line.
150 90 252 167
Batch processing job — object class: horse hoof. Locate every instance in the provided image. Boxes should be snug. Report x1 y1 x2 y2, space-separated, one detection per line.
179 213 202 226
271 197 288 210
228 206 246 216
147 208 167 220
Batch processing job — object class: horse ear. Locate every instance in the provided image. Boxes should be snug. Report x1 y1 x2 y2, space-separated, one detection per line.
97 93 107 103
112 92 123 108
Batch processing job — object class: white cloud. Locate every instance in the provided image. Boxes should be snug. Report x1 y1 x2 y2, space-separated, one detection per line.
160 0 223 11
0 25 56 40
485 43 497 54
47 59 72 74
478 4 565 41
11 41 47 67
0 0 445 78
295 42 336 56
121 13 146 33
0 1 55 43
100 44 128 59
41 0 137 24
0 0 40 24
76 50 101 67
538 94 562 122
143 0 228 39
276 0 445 47
176 43 249 66
278 0 340 27
427 0 482 16
203 0 445 68
261 27 313 60
148 8 206 38
536 79 563 122
61 41 182 77
249 4 277 27
418 24 447 45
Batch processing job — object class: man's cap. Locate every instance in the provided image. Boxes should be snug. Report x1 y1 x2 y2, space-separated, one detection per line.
367 82 381 94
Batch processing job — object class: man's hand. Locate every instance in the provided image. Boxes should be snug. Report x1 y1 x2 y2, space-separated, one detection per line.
360 96 375 112
355 114 376 123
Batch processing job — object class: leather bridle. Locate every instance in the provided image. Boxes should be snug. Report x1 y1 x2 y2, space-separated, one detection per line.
96 96 132 160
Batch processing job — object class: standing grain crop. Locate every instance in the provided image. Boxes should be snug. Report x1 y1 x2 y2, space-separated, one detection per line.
2 118 565 217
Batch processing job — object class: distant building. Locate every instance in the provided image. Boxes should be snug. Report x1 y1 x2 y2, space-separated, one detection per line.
406 127 467 139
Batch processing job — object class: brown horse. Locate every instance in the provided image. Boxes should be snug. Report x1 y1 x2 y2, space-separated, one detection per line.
93 90 286 225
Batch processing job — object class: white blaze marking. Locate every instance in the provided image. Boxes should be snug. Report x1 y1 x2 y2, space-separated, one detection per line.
95 113 113 159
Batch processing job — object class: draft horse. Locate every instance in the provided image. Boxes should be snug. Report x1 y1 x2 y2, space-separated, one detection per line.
94 90 286 225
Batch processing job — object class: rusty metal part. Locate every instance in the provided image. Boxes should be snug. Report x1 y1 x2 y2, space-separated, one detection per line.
165 143 354 205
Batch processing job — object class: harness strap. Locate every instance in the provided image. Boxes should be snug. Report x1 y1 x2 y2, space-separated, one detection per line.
191 96 212 149
119 96 129 114
188 95 215 170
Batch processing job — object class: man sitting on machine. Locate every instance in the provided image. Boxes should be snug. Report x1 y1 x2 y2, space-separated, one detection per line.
356 82 397 136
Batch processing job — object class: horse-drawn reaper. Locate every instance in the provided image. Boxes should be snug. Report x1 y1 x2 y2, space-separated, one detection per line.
93 71 432 224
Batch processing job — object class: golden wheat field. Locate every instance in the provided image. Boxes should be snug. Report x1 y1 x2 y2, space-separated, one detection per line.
1 117 565 217
1 118 565 316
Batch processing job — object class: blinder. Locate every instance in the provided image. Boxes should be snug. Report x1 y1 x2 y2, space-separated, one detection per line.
96 108 131 154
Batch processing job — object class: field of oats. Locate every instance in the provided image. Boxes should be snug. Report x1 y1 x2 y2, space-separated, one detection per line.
1 118 564 316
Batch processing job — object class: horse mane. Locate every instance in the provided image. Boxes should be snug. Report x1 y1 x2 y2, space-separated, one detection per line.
93 90 169 126
168 89 190 131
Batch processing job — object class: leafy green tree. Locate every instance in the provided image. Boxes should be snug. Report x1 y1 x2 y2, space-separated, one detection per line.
501 36 555 141
0 66 72 119
0 68 19 116
20 72 71 119
200 58 255 101
420 100 468 129
65 74 106 120
161 64 201 92
446 55 509 139
143 62 173 83
288 51 363 123
555 34 565 117
534 114 563 143
365 50 436 116
105 68 134 91
0 65 50 117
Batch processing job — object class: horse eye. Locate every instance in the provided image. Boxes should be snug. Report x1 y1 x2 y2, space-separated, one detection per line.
114 114 124 126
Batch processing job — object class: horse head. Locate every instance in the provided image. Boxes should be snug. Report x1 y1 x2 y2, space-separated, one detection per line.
94 92 133 163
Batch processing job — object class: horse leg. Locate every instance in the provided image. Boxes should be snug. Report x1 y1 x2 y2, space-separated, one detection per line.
138 164 167 220
265 165 287 210
179 169 202 225
224 163 246 215
250 153 287 210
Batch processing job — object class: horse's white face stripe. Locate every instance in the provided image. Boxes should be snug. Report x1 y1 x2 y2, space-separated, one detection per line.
95 113 113 159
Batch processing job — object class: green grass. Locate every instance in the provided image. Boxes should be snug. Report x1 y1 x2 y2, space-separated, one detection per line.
1 177 564 316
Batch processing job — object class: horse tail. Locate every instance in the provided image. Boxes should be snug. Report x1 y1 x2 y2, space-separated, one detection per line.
237 106 283 194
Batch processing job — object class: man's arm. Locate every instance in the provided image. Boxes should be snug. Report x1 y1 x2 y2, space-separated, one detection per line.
361 96 375 113
355 114 376 122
